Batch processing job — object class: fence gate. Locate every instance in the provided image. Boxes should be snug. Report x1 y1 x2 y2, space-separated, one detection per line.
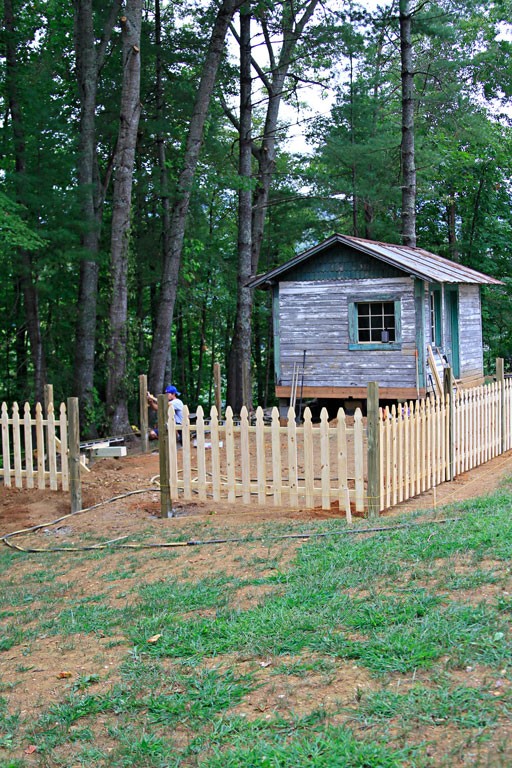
1 401 69 491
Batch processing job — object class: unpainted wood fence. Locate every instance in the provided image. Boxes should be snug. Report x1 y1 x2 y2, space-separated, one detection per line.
162 367 512 518
164 405 366 521
1 401 69 491
378 379 510 512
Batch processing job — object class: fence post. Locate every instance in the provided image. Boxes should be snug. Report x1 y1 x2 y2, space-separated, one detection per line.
139 374 149 454
214 362 222 417
496 358 505 454
44 385 54 464
444 366 455 480
157 393 173 518
67 397 82 513
44 384 53 415
367 382 380 518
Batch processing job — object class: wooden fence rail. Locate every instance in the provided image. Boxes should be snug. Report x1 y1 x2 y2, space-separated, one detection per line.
1 401 69 491
379 378 512 512
165 404 366 519
161 374 512 518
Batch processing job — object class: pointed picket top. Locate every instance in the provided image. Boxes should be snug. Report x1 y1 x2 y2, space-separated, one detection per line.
271 406 282 506
353 407 364 512
255 406 266 505
210 404 218 420
302 405 314 509
240 405 248 421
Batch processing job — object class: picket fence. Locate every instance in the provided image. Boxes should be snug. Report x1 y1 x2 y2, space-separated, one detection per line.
165 378 512 517
3 376 510 516
379 380 509 511
1 401 69 491
166 405 366 520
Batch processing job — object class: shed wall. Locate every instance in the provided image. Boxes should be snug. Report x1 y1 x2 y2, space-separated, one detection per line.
278 277 418 390
458 284 484 379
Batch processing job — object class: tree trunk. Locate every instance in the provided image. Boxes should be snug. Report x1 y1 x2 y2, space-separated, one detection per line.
73 0 120 434
446 196 459 262
148 0 243 397
399 0 417 247
106 0 142 434
227 3 253 413
227 0 319 410
4 0 47 404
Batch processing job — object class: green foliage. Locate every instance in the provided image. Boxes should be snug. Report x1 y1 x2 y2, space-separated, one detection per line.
0 193 45 253
0 0 510 417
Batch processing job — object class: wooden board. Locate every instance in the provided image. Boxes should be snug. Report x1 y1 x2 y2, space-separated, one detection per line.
91 446 127 458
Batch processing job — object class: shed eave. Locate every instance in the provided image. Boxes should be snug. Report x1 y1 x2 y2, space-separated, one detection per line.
248 233 503 288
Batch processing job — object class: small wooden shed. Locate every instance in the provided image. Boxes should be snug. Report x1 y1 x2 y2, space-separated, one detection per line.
249 234 502 411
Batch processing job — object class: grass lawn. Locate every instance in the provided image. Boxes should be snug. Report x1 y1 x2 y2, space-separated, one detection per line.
0 484 510 767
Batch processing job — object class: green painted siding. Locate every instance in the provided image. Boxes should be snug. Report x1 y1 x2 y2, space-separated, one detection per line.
286 245 404 281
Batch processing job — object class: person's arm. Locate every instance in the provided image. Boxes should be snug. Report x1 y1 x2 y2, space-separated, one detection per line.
146 392 158 412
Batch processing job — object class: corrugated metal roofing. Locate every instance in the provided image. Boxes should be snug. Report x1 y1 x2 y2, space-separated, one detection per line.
248 233 503 287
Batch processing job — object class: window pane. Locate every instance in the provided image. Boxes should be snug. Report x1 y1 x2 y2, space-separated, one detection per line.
356 300 397 343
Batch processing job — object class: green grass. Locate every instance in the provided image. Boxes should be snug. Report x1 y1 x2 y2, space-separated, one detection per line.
0 486 511 766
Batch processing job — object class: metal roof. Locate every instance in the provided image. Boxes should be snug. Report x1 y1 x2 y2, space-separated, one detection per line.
248 233 503 287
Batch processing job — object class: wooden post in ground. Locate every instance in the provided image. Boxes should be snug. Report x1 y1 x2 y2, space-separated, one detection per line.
44 384 53 415
444 365 455 480
44 384 54 461
67 397 82 513
139 374 149 453
157 393 172 518
367 382 380 517
496 357 505 454
214 362 222 418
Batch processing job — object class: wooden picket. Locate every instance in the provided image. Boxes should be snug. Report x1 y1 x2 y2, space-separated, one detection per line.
167 404 365 518
378 378 512 512
1 401 69 490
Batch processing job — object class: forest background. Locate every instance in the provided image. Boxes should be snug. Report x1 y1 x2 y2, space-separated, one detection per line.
1 0 512 438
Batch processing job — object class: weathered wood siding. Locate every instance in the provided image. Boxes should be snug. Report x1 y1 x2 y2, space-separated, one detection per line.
458 285 484 379
278 277 418 390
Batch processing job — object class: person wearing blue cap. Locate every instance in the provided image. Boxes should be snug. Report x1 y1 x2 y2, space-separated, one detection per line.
147 385 184 440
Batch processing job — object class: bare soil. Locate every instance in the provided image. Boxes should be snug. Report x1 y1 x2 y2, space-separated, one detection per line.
2 441 512 540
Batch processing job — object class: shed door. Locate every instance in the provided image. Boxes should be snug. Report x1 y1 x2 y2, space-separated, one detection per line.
446 289 460 378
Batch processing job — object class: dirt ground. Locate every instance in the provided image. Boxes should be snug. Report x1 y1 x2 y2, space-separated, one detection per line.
2 440 512 542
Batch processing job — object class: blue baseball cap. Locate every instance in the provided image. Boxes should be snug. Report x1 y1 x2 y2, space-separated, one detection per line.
165 385 181 396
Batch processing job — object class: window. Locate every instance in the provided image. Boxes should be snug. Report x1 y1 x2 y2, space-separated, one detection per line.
357 301 396 343
429 290 441 346
348 297 401 350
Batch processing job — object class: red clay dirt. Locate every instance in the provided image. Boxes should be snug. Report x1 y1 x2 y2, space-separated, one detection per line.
1 440 512 542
